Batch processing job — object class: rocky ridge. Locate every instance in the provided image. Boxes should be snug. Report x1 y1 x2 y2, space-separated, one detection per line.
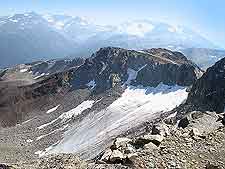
0 47 204 167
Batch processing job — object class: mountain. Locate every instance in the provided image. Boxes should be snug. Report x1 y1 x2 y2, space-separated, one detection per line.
0 47 202 163
1 47 225 168
163 54 225 126
186 57 225 113
0 12 76 68
73 20 221 60
0 12 224 69
181 48 225 69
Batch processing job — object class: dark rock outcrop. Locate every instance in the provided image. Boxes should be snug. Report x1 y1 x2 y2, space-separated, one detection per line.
70 47 202 91
185 57 225 113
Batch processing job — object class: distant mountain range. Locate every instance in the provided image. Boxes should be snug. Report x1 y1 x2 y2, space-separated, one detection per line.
0 12 224 68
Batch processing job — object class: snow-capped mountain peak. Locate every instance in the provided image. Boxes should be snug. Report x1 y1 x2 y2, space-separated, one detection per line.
0 12 49 30
42 14 91 30
118 21 155 37
0 12 222 69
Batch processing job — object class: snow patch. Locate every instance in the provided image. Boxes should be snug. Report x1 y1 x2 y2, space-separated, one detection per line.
35 142 59 157
34 73 45 79
210 55 217 58
20 68 28 73
167 111 177 119
86 80 96 89
37 118 58 130
26 139 33 143
99 61 107 74
59 100 95 121
22 118 34 125
36 124 68 141
46 105 60 114
37 100 95 129
55 21 65 29
124 65 147 85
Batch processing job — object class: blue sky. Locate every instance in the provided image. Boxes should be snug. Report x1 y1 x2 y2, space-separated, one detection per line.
1 0 225 48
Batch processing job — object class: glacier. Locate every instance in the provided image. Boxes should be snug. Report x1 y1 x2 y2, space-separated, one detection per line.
46 83 188 159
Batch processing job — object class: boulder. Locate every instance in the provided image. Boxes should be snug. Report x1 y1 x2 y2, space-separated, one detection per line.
109 150 125 163
152 123 170 136
188 112 224 136
114 137 132 149
126 153 138 160
143 134 164 145
133 134 164 148
178 116 191 128
143 142 158 150
101 149 113 162
189 128 202 137
123 144 136 154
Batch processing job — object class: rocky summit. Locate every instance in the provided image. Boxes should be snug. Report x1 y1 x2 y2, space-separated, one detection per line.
0 47 225 169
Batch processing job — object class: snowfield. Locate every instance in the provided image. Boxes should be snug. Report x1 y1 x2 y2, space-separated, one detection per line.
46 83 188 159
37 100 95 130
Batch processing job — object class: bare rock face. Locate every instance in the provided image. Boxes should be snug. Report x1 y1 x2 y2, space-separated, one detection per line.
186 57 225 113
136 63 199 87
100 137 136 164
70 47 202 91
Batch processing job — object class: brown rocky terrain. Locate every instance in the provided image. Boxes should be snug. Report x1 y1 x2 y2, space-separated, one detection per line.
2 111 224 169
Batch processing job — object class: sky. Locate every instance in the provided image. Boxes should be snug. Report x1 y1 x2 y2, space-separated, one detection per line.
1 0 225 48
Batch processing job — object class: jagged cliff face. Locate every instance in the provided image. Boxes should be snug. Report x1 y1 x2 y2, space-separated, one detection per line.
186 58 225 113
70 47 202 92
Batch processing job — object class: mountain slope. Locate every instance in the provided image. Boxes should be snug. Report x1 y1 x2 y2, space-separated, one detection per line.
186 57 225 113
0 12 76 68
163 56 225 126
0 47 202 163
